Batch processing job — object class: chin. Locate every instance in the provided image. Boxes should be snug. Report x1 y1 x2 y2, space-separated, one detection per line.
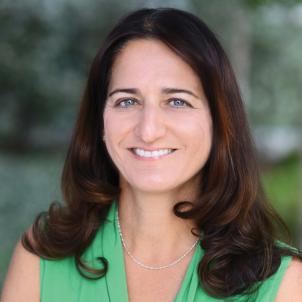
130 180 180 194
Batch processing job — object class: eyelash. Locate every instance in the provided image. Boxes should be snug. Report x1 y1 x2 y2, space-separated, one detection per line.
115 98 191 108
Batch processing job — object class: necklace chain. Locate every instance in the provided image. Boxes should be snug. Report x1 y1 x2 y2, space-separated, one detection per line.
116 209 200 270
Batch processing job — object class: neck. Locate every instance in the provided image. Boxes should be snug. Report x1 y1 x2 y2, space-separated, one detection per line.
117 180 200 265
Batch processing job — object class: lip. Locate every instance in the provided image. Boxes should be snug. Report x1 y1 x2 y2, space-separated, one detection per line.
128 148 177 161
129 147 177 152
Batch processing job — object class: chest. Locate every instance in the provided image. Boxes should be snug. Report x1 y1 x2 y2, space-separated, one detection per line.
123 254 192 302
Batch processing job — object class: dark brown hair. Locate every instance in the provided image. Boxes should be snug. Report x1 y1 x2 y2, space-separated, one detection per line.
22 7 302 299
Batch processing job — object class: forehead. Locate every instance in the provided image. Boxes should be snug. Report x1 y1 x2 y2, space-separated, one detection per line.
108 38 203 93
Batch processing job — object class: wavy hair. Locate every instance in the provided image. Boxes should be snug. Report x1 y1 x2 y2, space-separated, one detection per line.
22 7 302 298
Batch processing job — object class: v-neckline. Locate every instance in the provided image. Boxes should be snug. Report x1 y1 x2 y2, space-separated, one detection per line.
101 200 203 302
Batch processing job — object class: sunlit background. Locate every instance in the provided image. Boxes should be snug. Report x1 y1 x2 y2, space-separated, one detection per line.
1 0 301 288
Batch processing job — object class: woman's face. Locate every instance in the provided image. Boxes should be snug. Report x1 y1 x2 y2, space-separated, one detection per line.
103 38 213 195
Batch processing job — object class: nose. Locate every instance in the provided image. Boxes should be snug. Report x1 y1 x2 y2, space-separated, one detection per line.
134 103 167 143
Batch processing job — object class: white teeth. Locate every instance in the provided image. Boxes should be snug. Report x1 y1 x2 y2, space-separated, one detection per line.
133 148 174 158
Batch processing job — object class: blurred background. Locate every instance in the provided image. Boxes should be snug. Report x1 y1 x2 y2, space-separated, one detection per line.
0 0 301 288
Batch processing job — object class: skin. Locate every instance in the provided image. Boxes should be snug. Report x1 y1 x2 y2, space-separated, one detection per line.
1 38 302 301
103 38 213 263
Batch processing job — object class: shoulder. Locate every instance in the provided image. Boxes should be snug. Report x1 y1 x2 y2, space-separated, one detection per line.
275 256 302 302
0 229 40 302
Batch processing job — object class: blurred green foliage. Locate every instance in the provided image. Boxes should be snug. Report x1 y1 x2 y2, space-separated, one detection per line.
0 152 300 288
1 0 301 152
249 5 302 126
0 152 63 288
0 1 127 152
262 152 301 243
0 0 301 291
246 0 302 8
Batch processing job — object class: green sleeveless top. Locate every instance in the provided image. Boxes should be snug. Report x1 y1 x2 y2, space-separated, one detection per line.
40 200 292 301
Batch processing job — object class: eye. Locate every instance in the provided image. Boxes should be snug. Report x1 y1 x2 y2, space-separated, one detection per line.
115 98 138 108
169 98 191 108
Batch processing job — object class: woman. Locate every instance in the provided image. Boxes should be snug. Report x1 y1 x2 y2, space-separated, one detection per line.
2 7 302 302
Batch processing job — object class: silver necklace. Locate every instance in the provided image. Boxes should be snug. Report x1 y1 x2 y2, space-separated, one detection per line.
116 209 200 270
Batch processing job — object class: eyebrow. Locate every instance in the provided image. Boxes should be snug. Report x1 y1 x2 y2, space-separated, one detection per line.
108 87 200 99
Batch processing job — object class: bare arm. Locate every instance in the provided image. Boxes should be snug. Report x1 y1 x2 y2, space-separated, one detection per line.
1 237 40 302
275 257 302 302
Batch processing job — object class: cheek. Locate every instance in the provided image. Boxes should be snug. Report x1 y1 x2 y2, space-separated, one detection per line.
103 110 134 150
181 111 212 139
103 110 122 138
184 115 213 157
103 111 118 154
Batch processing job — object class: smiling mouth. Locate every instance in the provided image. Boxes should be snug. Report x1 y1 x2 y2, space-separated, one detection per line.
128 148 177 159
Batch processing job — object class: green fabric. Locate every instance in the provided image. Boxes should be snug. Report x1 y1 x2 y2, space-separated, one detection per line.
40 200 292 301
